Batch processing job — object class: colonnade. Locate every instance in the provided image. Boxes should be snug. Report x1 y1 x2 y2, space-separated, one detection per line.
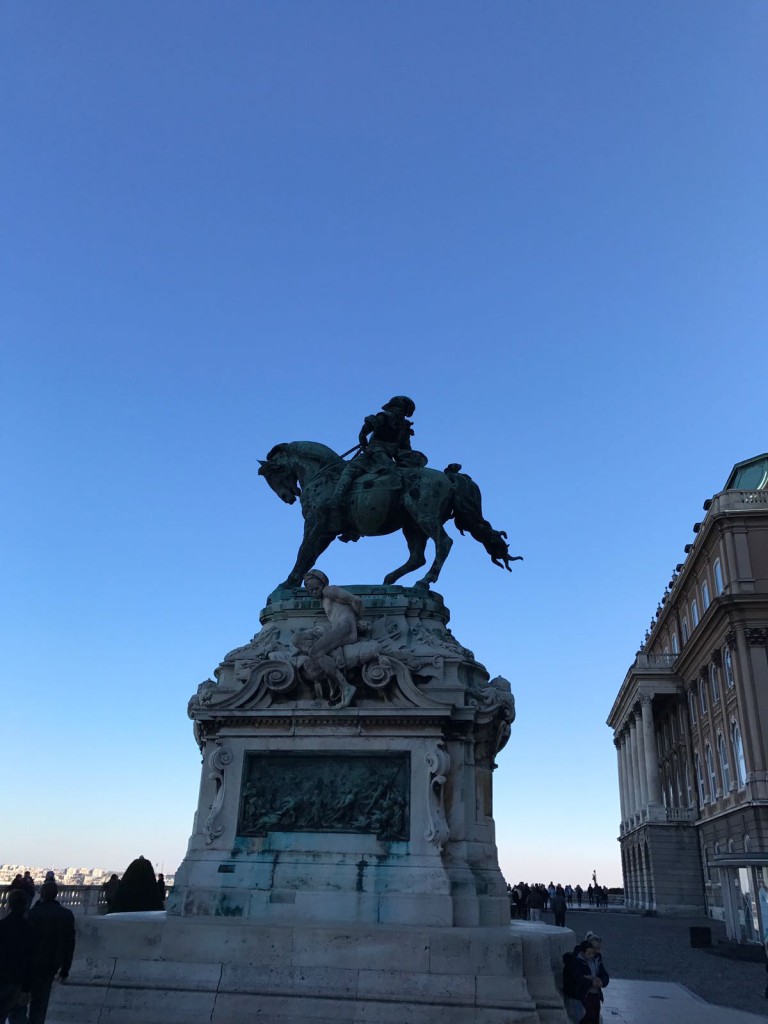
614 693 663 829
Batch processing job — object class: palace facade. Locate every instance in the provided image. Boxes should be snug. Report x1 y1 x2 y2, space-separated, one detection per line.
607 454 768 941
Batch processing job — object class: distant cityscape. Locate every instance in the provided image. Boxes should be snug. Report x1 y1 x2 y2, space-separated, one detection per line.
0 864 175 886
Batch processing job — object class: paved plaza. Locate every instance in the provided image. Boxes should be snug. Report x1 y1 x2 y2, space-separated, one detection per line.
553 907 768 1020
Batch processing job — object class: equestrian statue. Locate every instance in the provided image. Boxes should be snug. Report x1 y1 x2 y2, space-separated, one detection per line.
258 396 522 591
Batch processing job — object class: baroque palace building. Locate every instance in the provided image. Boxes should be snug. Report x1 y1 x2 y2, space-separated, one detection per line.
607 453 768 942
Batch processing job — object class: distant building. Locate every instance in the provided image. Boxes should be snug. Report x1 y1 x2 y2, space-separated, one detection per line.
607 454 768 942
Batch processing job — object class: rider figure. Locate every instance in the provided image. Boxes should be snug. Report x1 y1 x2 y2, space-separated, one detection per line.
330 396 425 511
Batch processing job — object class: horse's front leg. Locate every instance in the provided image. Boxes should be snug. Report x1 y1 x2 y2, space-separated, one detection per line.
276 519 336 589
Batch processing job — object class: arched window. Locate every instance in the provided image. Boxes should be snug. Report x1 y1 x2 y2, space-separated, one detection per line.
714 558 724 595
672 632 680 654
695 752 706 804
684 760 693 806
725 647 735 688
699 681 708 715
705 744 717 799
675 767 683 806
710 663 721 705
701 580 711 610
732 722 747 787
689 690 697 724
745 835 751 853
682 617 690 643
718 734 731 792
691 599 700 627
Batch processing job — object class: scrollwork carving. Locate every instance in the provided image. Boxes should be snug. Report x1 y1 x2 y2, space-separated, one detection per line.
251 658 297 694
203 741 233 845
424 743 451 852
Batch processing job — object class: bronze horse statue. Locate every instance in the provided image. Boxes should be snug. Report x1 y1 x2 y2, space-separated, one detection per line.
259 441 521 590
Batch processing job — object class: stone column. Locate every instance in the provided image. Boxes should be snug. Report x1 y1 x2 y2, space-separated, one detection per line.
641 694 663 804
615 737 627 823
621 736 632 823
624 725 636 820
629 715 643 819
635 708 649 809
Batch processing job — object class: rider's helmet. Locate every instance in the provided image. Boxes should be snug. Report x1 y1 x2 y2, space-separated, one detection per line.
383 396 416 416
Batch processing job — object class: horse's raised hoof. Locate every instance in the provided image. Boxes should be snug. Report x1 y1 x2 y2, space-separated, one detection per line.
413 580 431 592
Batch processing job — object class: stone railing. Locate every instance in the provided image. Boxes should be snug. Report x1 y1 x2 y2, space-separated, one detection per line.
711 490 768 513
633 653 677 670
665 806 697 822
0 885 107 915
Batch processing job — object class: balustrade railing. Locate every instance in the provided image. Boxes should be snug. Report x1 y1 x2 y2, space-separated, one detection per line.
2 885 110 915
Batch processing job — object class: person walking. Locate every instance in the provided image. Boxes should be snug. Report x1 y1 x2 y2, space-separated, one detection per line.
10 881 76 1024
551 887 567 927
0 890 33 1021
527 885 545 922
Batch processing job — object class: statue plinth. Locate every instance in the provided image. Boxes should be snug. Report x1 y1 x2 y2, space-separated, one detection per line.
171 585 515 929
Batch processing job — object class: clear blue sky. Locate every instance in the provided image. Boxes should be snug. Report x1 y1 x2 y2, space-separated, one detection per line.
2 2 767 886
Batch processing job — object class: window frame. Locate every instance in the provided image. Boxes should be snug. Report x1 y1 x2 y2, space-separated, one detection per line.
691 599 700 628
695 752 706 804
714 558 724 595
682 617 690 643
701 579 711 610
705 743 718 800
725 647 735 688
709 663 721 705
732 721 747 788
718 733 731 792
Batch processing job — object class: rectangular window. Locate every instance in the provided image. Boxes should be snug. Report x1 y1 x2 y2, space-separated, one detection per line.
700 684 708 715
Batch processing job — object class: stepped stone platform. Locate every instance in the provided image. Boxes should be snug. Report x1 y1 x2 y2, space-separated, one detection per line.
49 585 571 1023
53 914 573 1024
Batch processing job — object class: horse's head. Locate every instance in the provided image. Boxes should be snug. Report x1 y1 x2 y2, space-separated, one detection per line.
258 446 301 505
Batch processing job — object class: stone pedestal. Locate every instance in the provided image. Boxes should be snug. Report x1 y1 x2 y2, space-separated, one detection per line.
49 585 571 1024
171 585 515 931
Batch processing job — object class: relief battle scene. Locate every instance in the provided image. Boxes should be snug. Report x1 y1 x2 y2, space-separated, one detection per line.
237 752 410 841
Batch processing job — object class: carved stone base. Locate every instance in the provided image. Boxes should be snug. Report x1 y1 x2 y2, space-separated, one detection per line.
50 914 573 1024
175 585 516 930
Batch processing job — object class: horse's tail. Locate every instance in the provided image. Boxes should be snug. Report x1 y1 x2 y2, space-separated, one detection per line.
445 464 523 572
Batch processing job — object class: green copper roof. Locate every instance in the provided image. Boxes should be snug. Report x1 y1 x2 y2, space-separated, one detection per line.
724 454 768 491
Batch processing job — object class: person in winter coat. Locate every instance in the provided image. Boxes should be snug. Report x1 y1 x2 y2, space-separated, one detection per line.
9 881 76 1024
0 890 33 1020
562 940 609 1024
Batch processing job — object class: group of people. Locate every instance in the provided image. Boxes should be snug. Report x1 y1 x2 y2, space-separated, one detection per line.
508 881 612 920
0 878 76 1024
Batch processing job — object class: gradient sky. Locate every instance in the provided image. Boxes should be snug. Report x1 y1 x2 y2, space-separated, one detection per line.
2 2 767 886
